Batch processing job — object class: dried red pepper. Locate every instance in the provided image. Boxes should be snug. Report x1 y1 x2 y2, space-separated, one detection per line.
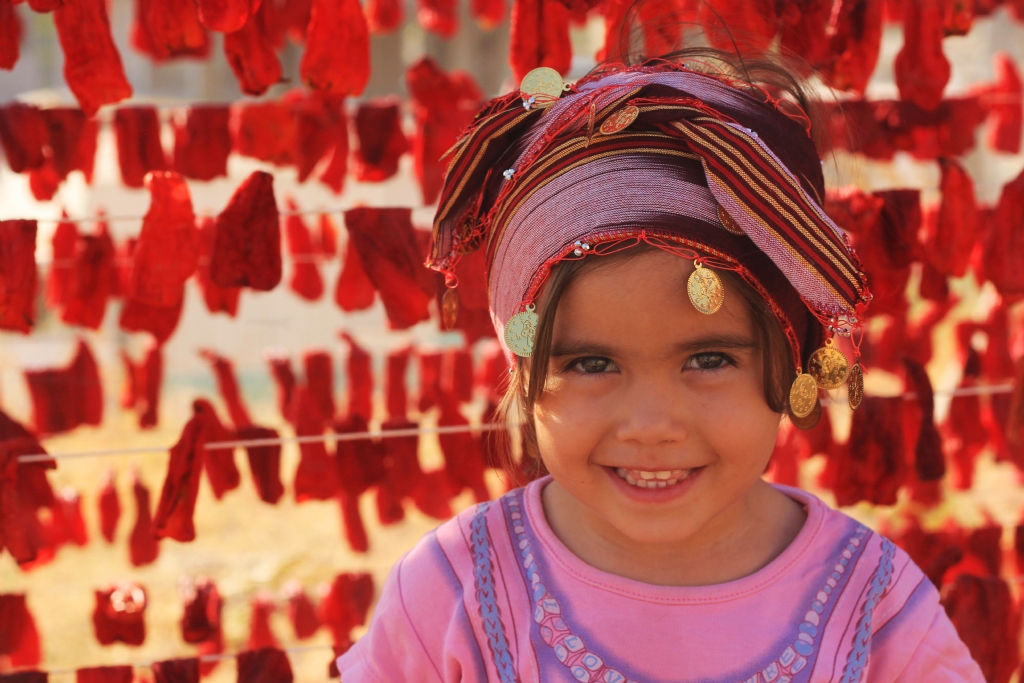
413 470 452 519
318 573 374 647
53 0 132 115
237 425 285 504
61 220 118 330
194 400 240 500
831 396 907 506
984 167 1024 298
199 350 253 429
24 339 103 435
304 351 336 422
152 658 199 683
180 576 220 643
301 0 369 96
292 96 334 183
285 582 321 639
130 171 198 306
926 157 976 278
77 667 133 683
92 582 147 646
385 348 410 420
447 349 474 403
343 208 434 329
0 0 20 71
53 487 88 546
153 404 207 542
197 0 258 32
417 0 457 36
316 213 338 258
0 593 40 666
173 106 231 181
43 108 97 182
292 387 340 502
334 233 376 312
194 217 240 317
98 468 121 543
821 0 883 95
342 334 373 421
366 0 404 32
284 199 324 301
0 102 46 173
700 0 775 53
210 170 282 291
47 215 77 310
233 101 296 166
986 53 1023 155
129 469 159 566
381 417 422 500
237 648 293 683
511 0 570 82
439 396 488 502
894 0 949 111
113 107 167 188
133 0 210 61
247 593 280 650
319 103 349 194
417 352 443 412
352 99 408 182
778 0 832 74
268 355 297 421
0 220 37 334
338 489 368 552
224 9 282 96
942 575 1019 683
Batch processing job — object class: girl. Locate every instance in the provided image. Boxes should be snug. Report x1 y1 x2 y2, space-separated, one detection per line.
336 51 984 682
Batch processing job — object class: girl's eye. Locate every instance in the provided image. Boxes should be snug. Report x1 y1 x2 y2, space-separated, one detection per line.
570 357 616 374
686 352 733 371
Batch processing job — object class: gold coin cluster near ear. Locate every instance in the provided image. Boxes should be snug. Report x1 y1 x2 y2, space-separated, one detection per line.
519 67 569 109
505 304 539 357
789 395 822 430
687 261 724 315
788 372 819 420
441 287 459 330
807 338 850 390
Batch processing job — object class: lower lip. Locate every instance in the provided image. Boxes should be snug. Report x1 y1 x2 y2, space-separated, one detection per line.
603 465 704 503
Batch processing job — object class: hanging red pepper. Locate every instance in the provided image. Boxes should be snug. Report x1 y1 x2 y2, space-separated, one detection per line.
180 576 220 643
385 348 410 420
821 0 884 95
285 582 321 639
832 396 907 506
43 108 98 183
53 0 133 115
417 0 457 36
292 387 340 502
319 102 349 194
53 486 89 546
334 231 376 312
0 220 37 334
130 171 198 307
210 170 282 291
61 220 118 330
193 400 240 500
439 395 489 502
268 355 297 422
98 468 121 543
24 338 103 435
437 247 494 343
343 208 434 329
342 334 374 422
0 0 20 71
76 667 134 683
942 575 1019 683
291 95 334 183
284 198 324 301
984 167 1024 298
511 0 570 82
778 0 832 74
196 0 258 33
0 102 47 173
199 350 253 429
304 351 336 422
135 343 163 429
237 648 293 683
417 352 443 413
983 53 1023 154
47 215 77 311
381 418 422 501
316 213 338 258
114 107 167 189
352 99 408 182
413 469 452 519
446 349 474 403
151 658 199 683
153 403 208 542
894 0 949 111
233 101 296 166
224 8 282 96
173 106 231 181
133 0 210 61
927 157 976 279
318 573 374 648
128 469 159 566
301 0 369 96
0 593 41 666
247 593 280 650
366 0 404 32
698 0 775 53
92 582 147 646
237 425 285 504
195 216 242 317
334 414 380 495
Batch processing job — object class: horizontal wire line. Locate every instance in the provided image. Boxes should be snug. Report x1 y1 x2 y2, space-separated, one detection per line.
16 422 509 464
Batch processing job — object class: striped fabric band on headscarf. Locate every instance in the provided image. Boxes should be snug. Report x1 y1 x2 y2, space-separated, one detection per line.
428 62 871 366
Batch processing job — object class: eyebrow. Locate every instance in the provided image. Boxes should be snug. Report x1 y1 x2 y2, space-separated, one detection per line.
550 334 758 358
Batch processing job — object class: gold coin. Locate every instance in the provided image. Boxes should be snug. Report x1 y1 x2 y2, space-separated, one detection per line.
717 204 745 235
788 373 818 419
598 105 639 135
790 397 822 430
808 341 850 390
442 288 459 331
848 363 864 410
504 304 539 357
687 263 724 315
520 68 565 106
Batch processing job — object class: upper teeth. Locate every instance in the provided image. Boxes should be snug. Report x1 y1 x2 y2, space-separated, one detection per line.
615 468 693 488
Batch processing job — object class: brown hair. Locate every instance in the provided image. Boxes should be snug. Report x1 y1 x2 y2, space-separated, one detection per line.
495 246 796 482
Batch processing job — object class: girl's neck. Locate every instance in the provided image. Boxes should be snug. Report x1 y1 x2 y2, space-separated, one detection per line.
540 479 807 587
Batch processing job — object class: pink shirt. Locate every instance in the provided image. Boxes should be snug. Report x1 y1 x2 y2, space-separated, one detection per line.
337 478 983 683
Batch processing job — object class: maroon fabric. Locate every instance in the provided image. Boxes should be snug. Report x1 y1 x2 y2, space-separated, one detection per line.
180 577 220 643
903 358 946 482
200 350 253 429
343 208 434 329
98 469 121 543
247 593 279 651
24 338 103 435
0 220 38 334
114 107 167 188
238 425 285 504
130 171 198 307
128 470 159 566
210 170 282 291
195 217 241 317
173 106 231 181
316 213 339 258
352 99 408 182
236 648 293 683
223 8 281 96
412 469 453 519
92 583 147 646
446 349 474 403
151 658 199 683
0 594 40 666
338 488 369 553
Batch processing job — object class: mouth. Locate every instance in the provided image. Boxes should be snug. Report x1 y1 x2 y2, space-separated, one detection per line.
614 467 697 489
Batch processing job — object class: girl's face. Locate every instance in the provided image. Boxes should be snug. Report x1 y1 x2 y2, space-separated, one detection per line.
533 248 783 550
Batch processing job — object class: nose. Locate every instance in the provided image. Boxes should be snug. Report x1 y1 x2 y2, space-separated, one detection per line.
613 377 687 447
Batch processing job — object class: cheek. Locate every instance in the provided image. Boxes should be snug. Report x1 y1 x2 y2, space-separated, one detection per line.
533 384 609 469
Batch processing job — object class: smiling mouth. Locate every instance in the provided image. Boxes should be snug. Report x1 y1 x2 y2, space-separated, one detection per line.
614 467 697 489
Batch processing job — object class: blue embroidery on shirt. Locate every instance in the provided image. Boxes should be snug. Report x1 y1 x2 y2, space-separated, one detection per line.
838 537 896 683
471 502 518 683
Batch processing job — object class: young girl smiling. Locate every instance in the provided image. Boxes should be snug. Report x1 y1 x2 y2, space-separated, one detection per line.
336 52 983 683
